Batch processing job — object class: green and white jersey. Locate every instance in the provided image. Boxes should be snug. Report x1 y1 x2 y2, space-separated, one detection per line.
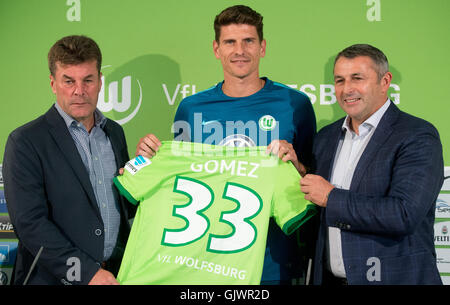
114 141 316 285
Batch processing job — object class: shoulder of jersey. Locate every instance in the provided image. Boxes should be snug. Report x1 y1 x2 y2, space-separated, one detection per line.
180 84 219 105
271 80 310 102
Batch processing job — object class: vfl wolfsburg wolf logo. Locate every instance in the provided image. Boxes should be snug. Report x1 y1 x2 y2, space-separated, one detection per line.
97 66 142 125
258 115 276 131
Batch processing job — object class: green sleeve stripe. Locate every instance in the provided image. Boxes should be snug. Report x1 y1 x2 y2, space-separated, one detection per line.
113 176 139 205
281 204 317 235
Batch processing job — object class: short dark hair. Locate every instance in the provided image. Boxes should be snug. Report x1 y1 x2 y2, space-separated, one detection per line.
214 5 264 42
48 35 102 76
335 44 389 80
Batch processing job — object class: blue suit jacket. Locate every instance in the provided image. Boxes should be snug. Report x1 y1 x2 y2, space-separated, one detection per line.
2 106 135 285
312 102 443 285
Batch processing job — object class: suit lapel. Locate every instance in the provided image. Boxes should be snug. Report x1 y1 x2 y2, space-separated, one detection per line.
317 120 345 224
316 118 346 181
350 102 399 191
326 126 346 180
44 106 101 219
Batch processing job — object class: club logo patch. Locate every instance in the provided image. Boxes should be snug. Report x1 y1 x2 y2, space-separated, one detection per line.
258 115 276 131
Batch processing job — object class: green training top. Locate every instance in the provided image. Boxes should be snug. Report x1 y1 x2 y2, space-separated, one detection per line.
114 141 316 285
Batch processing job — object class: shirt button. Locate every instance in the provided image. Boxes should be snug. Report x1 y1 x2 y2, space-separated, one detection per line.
95 229 102 236
98 180 102 184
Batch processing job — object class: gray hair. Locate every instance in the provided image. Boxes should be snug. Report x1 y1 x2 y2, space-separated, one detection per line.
334 44 389 80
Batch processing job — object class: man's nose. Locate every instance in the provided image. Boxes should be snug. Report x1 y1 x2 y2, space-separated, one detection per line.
234 41 245 55
342 81 356 95
73 82 86 96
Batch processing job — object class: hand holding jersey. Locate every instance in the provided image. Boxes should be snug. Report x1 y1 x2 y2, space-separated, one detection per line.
266 140 307 176
136 133 161 157
300 174 335 207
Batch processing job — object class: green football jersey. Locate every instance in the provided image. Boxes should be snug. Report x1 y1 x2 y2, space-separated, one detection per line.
114 141 316 285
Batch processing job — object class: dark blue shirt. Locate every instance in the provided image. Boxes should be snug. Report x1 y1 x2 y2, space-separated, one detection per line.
173 77 316 283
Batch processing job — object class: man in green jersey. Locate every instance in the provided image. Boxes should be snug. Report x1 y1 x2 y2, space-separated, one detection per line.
114 142 316 284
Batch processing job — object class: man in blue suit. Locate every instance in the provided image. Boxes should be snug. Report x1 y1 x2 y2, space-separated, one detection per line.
300 44 443 285
2 35 135 285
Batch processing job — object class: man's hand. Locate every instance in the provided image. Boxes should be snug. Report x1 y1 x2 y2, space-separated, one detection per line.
135 134 161 158
300 174 334 207
88 268 119 285
267 140 307 176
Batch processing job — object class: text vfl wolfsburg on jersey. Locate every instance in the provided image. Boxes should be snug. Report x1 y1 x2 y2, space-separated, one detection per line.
158 254 247 281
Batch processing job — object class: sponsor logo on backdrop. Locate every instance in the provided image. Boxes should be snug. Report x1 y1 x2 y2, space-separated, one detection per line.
0 271 7 285
0 190 7 214
0 245 10 265
0 215 15 239
163 84 196 105
436 248 450 273
443 167 450 191
0 242 17 267
97 66 143 125
434 221 450 246
436 195 450 218
162 83 400 107
286 83 400 105
161 83 400 106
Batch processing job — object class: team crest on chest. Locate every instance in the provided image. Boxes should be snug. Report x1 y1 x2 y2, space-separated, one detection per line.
258 115 276 131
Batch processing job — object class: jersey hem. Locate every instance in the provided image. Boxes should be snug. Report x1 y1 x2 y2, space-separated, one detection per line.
281 204 317 235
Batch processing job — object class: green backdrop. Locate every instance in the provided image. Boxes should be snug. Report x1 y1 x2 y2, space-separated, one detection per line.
0 0 449 284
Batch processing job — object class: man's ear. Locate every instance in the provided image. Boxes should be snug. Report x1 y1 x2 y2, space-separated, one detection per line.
260 39 267 58
50 74 57 94
381 71 393 93
213 40 220 59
